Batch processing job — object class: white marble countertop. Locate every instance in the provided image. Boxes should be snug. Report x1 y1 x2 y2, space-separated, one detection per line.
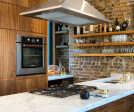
48 74 74 81
0 77 134 112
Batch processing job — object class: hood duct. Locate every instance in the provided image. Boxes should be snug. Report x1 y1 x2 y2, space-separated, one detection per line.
20 0 110 26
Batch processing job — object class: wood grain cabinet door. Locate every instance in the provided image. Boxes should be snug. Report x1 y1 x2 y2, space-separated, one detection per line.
0 0 17 5
0 2 17 30
17 6 47 34
16 0 39 8
16 76 48 93
0 79 16 96
17 6 33 32
87 97 126 112
0 29 16 79
126 94 134 112
31 19 48 34
30 0 48 34
16 0 48 8
16 0 29 8
29 0 48 8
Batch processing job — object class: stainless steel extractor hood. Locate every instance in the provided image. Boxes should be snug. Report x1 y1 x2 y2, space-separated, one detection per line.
20 0 110 25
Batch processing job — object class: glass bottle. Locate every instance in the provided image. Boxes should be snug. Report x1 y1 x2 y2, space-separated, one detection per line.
83 26 86 34
80 26 83 34
74 27 77 35
104 24 107 33
57 24 60 31
60 24 62 31
99 24 102 33
62 25 66 31
127 19 132 31
115 18 121 31
122 18 128 31
61 66 64 75
95 24 99 33
77 26 80 34
90 25 94 33
108 23 113 32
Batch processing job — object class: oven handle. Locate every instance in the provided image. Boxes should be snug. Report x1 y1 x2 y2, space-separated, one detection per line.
23 44 45 48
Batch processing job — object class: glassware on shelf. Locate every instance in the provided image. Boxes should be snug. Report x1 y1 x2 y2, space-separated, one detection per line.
102 49 115 54
77 26 80 35
127 19 133 31
61 25 66 31
108 23 113 32
104 37 109 43
76 39 79 44
89 25 94 34
111 35 127 42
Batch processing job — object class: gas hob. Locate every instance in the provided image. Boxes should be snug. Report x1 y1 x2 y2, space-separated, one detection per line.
29 84 97 98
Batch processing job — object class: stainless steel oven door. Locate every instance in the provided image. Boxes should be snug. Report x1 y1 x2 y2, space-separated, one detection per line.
16 42 46 76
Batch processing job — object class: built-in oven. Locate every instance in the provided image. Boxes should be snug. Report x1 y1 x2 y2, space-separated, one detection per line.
16 34 47 76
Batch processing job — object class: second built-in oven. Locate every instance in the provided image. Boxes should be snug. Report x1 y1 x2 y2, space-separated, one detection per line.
16 34 47 76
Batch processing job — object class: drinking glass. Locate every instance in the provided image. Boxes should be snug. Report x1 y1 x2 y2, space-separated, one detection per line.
118 35 122 42
112 35 115 42
117 49 119 53
133 48 134 53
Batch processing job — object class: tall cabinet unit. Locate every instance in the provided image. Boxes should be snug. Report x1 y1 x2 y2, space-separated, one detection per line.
0 0 48 96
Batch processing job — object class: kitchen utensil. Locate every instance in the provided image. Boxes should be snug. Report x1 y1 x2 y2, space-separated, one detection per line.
99 89 109 94
80 89 90 99
90 94 108 98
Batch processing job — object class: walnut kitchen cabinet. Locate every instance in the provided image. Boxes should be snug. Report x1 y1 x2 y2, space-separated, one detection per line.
0 29 16 79
0 2 17 30
17 6 33 32
16 0 29 8
16 0 48 8
126 94 134 112
17 6 47 34
16 76 48 93
0 0 48 96
0 29 16 96
31 19 48 34
88 98 126 112
87 94 134 112
29 0 48 8
0 79 16 96
0 0 17 5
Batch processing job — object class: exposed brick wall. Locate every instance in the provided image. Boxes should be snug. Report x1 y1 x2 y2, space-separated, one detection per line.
69 0 134 83
88 0 133 24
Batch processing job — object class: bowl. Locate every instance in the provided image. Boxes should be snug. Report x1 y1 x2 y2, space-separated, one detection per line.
99 89 109 94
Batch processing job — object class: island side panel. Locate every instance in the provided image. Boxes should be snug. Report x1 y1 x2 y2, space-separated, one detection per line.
87 94 134 112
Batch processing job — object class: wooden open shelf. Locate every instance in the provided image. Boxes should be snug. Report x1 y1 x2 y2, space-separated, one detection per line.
55 31 68 34
56 45 68 48
24 55 42 57
72 30 134 38
72 53 134 57
72 42 134 47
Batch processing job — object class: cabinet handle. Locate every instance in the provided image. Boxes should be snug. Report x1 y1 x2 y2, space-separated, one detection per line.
28 88 37 92
0 78 13 81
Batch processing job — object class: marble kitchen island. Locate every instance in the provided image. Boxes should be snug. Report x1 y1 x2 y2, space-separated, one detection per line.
0 78 134 112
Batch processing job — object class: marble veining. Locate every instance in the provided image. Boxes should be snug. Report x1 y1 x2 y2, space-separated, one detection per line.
0 77 134 112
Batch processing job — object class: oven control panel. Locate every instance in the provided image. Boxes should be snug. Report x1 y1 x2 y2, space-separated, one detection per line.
22 37 43 45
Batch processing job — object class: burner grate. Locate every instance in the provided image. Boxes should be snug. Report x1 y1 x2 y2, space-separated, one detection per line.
30 84 97 98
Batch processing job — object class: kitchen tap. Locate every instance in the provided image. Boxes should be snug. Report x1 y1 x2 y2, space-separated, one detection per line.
111 56 126 84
